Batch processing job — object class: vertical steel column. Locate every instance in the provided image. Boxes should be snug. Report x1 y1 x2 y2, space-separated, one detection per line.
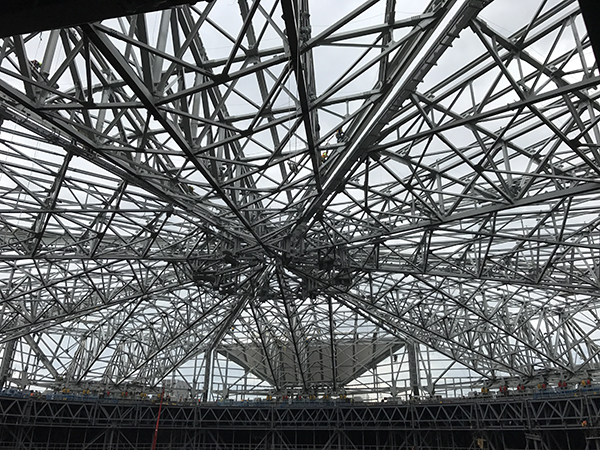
579 1 600 65
407 341 420 398
0 340 15 388
328 296 338 393
389 347 397 397
202 349 213 402
103 428 116 450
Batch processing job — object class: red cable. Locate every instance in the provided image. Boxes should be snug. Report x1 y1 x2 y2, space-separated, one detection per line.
151 389 165 450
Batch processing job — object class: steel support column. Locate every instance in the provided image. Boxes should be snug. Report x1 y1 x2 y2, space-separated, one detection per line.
579 0 600 65
0 341 15 389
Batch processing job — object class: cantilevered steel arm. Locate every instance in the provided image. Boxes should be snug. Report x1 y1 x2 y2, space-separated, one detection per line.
0 0 210 38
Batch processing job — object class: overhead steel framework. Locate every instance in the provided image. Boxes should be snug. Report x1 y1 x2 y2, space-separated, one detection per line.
1 0 600 401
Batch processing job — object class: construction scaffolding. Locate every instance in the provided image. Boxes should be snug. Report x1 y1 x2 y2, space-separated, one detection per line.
0 0 599 407
2 389 600 449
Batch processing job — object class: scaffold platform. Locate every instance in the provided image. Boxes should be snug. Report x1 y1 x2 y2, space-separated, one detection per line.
2 390 600 449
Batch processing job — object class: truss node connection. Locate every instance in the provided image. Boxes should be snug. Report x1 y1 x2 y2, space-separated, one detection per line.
0 0 600 401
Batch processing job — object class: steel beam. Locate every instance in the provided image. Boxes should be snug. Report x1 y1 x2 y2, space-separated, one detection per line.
0 0 210 38
579 0 600 64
